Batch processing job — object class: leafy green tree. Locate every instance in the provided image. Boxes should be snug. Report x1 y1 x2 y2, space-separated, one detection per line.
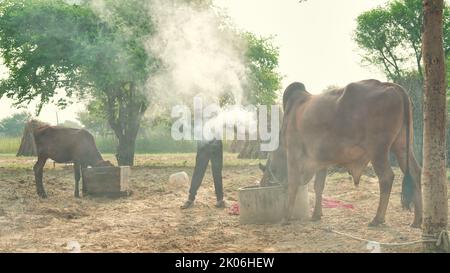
243 32 283 106
355 7 406 80
236 33 283 159
355 0 449 79
0 0 99 110
0 0 157 165
0 112 31 137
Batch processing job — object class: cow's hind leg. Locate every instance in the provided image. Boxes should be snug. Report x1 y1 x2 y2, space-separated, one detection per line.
33 156 48 198
311 168 327 221
81 164 88 196
73 163 81 198
369 152 395 227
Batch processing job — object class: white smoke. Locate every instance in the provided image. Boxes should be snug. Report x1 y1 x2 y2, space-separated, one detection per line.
145 0 263 141
202 104 258 141
146 0 248 106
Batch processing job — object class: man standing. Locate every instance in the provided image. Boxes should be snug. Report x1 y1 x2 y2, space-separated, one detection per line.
181 138 225 209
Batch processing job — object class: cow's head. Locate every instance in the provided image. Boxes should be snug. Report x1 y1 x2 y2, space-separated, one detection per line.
94 160 114 167
259 145 288 186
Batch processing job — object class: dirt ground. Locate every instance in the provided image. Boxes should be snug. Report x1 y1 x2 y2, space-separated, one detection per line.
0 153 448 253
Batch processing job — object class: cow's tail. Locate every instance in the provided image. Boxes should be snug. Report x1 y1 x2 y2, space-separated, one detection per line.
399 87 414 210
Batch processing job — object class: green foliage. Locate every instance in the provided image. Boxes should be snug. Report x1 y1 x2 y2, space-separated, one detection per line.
0 0 157 111
81 0 157 93
0 0 103 111
243 32 283 105
355 0 450 80
0 111 31 137
355 7 404 79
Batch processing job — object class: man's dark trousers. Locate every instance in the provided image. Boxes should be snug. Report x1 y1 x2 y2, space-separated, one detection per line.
188 139 223 201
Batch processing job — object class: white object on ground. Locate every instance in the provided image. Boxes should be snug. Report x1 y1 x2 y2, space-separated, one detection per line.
366 241 381 253
168 171 189 191
66 241 81 253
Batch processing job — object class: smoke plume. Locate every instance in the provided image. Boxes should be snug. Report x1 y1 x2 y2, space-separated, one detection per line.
146 0 248 106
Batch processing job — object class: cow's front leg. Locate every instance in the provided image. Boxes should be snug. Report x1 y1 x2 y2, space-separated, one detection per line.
283 178 300 225
33 156 48 198
311 168 327 221
283 146 309 225
282 156 298 225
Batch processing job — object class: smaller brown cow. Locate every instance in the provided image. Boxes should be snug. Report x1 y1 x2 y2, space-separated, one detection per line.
260 80 422 228
22 120 113 198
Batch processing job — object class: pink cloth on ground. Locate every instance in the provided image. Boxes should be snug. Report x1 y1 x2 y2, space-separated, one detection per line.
322 197 354 209
229 203 240 215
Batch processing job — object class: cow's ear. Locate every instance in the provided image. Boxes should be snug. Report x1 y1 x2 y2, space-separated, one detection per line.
259 163 266 172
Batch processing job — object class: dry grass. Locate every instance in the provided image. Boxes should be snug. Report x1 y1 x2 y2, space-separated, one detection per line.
0 154 448 253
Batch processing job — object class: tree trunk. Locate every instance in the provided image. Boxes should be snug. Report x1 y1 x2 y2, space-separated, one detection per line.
116 133 137 166
106 84 147 167
421 0 449 252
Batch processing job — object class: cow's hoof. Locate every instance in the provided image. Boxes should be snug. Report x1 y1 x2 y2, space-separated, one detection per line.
410 222 422 229
368 219 384 227
74 194 80 198
38 192 48 199
311 215 322 222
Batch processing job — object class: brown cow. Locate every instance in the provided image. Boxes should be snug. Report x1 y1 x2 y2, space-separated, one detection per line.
260 79 422 228
22 120 113 198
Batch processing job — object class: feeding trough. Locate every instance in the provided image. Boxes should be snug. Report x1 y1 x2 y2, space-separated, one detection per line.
238 184 309 224
81 166 130 197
